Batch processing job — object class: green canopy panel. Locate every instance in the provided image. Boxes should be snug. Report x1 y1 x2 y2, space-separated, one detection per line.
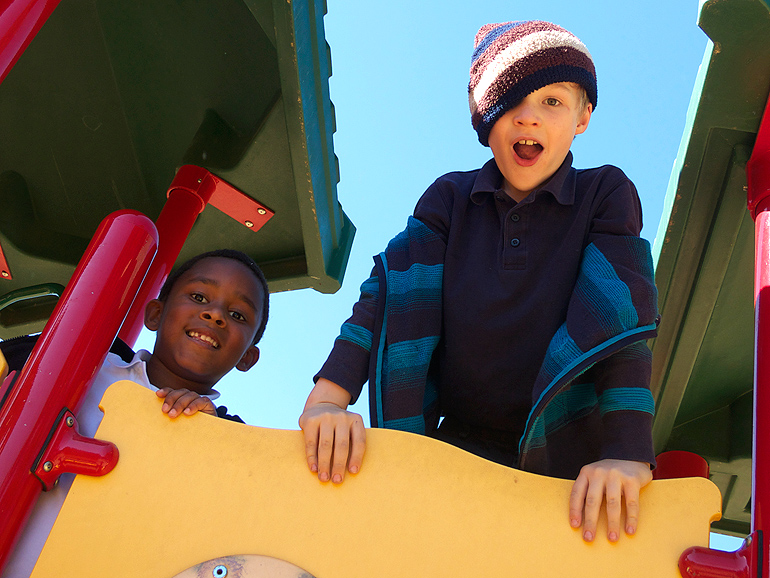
0 0 354 339
650 0 770 535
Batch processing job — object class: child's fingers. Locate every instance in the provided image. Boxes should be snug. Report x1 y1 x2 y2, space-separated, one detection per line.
581 476 605 542
568 474 589 529
605 475 623 542
316 420 335 482
624 482 642 535
163 389 202 418
302 424 320 474
160 388 188 412
330 422 350 483
182 396 217 416
347 416 366 475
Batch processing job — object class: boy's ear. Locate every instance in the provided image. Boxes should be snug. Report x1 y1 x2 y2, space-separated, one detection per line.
575 103 592 136
144 299 164 332
235 345 260 372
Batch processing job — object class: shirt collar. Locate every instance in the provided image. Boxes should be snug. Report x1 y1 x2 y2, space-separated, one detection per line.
124 349 221 400
470 151 575 206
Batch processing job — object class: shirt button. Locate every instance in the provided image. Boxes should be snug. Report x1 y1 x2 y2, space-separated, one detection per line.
510 238 520 247
511 214 520 222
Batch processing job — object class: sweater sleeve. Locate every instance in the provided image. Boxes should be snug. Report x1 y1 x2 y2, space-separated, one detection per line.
587 170 656 467
592 343 656 466
314 269 379 404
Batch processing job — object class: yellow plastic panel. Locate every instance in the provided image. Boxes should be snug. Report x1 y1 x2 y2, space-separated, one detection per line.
32 381 721 578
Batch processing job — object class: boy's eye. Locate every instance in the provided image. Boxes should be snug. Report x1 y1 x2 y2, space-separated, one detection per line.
544 97 560 106
191 293 207 303
229 311 246 321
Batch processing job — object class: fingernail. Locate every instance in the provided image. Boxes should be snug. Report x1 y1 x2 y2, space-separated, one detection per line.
349 465 359 474
162 403 169 412
332 474 342 483
626 526 635 535
184 408 192 414
319 472 329 482
169 409 176 417
584 531 593 542
609 532 618 542
310 464 318 473
570 518 580 528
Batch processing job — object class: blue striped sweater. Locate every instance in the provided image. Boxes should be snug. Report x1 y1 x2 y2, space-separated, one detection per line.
337 216 658 477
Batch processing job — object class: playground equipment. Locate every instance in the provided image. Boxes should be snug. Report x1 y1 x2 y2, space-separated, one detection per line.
3 0 770 575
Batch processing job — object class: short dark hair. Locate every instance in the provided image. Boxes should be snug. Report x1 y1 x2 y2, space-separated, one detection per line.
157 249 269 345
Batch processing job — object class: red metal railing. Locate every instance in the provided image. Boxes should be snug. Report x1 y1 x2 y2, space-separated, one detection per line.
0 210 158 571
0 0 61 86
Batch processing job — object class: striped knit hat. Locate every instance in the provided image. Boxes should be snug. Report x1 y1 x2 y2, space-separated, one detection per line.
469 21 597 146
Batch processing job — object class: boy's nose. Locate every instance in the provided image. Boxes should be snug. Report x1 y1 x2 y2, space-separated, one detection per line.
512 102 539 125
201 309 226 326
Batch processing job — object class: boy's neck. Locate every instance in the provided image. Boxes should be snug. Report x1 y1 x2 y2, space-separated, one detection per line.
144 353 217 396
502 180 530 203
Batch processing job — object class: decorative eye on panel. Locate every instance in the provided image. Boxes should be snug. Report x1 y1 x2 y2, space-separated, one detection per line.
212 565 227 578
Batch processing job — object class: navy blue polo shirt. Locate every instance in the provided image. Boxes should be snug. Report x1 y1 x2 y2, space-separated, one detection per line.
319 152 643 443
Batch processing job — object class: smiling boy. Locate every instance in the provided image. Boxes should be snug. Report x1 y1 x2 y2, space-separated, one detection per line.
145 250 267 418
300 20 659 545
4 249 269 578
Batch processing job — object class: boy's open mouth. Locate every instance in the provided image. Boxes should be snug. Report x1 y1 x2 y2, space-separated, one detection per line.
187 330 220 349
513 139 543 161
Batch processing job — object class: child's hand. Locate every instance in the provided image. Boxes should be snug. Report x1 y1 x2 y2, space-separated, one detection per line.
156 387 217 418
299 393 366 484
569 459 652 542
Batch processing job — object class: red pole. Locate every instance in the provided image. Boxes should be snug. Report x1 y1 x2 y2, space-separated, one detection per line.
0 210 158 572
118 165 216 347
751 199 770 578
0 0 62 86
747 88 770 578
678 86 770 578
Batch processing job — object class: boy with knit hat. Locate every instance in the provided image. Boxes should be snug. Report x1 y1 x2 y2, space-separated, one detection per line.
300 21 659 544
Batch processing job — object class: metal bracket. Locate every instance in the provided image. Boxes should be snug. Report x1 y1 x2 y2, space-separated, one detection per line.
32 409 119 491
171 165 275 232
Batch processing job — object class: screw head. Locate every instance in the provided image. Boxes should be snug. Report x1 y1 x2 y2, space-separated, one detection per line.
66 416 75 427
43 461 53 472
1 271 9 278
257 208 267 215
245 221 254 228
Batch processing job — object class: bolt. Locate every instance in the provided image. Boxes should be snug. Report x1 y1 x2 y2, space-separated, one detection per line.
1 271 8 278
257 208 267 215
43 461 53 472
245 221 254 228
197 178 202 183
66 416 75 427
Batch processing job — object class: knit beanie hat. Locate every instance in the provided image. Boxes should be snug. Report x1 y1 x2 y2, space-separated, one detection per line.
469 21 597 146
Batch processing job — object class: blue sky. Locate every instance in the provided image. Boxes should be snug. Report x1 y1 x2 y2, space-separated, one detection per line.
136 0 740 547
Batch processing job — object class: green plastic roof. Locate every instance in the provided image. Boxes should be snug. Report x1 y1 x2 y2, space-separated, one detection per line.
650 0 770 535
0 0 354 339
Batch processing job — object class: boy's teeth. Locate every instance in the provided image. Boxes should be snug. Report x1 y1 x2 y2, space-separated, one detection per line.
187 331 219 348
518 139 538 145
